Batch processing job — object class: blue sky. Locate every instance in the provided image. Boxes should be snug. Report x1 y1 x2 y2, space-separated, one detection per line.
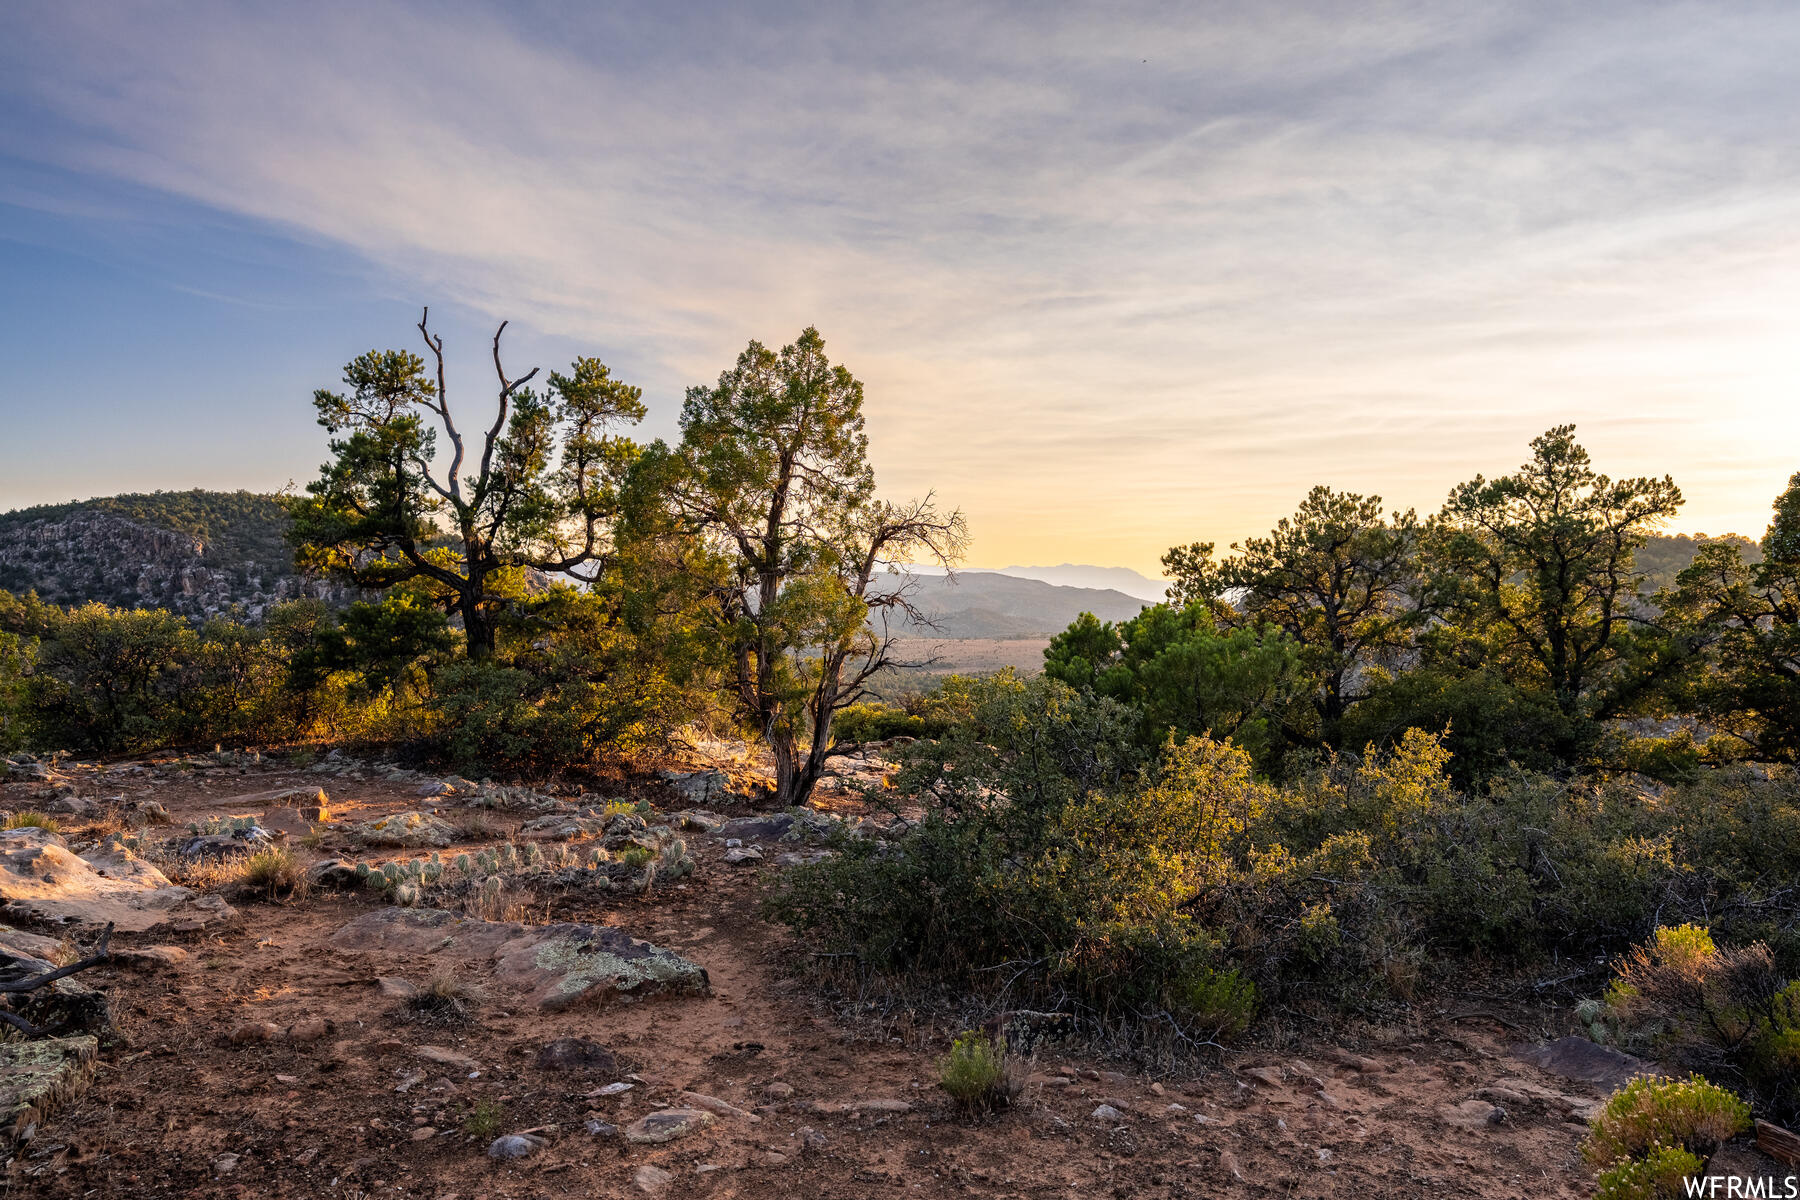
4 2 1800 573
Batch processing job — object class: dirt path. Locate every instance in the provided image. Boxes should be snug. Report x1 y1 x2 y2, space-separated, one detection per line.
2 757 1621 1198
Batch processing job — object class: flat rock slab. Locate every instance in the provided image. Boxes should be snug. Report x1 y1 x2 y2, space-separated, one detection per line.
624 1107 715 1144
351 812 458 849
0 1035 98 1141
330 907 709 1011
0 829 235 934
1510 1037 1655 1092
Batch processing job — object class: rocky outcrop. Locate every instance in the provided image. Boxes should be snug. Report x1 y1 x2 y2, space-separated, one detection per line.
330 907 710 1010
0 495 355 621
0 827 235 934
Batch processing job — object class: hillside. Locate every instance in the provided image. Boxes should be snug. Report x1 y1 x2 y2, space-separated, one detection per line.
890 570 1146 638
0 489 346 620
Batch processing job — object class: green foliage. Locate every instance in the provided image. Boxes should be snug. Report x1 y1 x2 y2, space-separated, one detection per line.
0 627 30 752
1659 474 1800 761
1044 602 1302 767
937 1032 1020 1115
655 326 965 806
1430 424 1682 725
1585 1074 1749 1170
462 1098 504 1138
1594 1143 1706 1200
289 314 646 657
1598 924 1800 1121
1163 486 1422 741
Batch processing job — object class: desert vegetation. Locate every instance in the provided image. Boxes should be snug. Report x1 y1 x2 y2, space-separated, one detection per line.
8 316 1800 1194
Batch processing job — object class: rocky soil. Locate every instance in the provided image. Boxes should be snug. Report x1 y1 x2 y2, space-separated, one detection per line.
0 745 1788 1198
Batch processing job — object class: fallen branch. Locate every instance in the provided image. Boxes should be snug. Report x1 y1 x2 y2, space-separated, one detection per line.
0 922 114 994
0 922 114 1039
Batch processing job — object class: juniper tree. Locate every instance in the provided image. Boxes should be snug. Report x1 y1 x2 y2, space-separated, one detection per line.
290 309 645 657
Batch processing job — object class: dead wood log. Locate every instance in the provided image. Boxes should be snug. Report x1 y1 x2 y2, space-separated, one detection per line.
1757 1119 1800 1167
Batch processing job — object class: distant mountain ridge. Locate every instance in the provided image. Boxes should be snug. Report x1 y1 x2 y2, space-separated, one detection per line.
995 563 1167 602
889 570 1147 638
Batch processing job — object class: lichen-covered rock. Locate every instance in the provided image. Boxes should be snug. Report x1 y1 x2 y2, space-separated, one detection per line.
351 811 458 849
518 815 608 842
623 1107 715 1144
659 769 730 805
329 907 709 1011
0 1035 98 1142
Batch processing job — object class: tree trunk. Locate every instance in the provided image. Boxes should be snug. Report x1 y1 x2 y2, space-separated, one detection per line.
769 728 829 809
460 587 497 660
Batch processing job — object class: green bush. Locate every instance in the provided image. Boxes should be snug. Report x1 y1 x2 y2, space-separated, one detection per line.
1597 924 1800 1122
1594 1143 1706 1200
1585 1074 1749 1171
937 1032 1020 1115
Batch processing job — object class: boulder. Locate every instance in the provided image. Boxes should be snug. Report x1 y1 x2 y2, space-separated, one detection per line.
1510 1037 1655 1092
0 828 235 934
180 826 274 860
717 814 796 841
659 770 731 805
259 807 316 838
0 1035 98 1142
329 907 709 1011
350 812 458 849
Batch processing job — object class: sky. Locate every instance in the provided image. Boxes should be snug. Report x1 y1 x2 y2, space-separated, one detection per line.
3 2 1800 576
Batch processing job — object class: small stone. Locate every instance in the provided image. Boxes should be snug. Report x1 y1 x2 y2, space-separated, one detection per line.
115 945 188 968
487 1133 545 1159
1091 1104 1126 1121
722 846 763 865
275 1074 300 1085
594 1081 634 1096
536 1037 617 1072
213 1153 240 1175
680 1091 760 1122
762 1152 789 1166
634 1164 675 1193
412 1126 437 1141
416 1045 479 1072
800 1127 827 1152
287 1017 331 1043
584 1119 618 1138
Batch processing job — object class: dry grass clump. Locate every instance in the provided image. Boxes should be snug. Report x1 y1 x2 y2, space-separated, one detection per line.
240 847 305 899
3 811 60 833
404 974 481 1025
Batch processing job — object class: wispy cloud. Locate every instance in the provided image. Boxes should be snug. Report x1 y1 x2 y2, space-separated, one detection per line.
4 1 1800 569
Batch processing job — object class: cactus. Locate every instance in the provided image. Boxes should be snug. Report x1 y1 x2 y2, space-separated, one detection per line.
353 861 371 880
393 882 420 907
454 853 473 875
